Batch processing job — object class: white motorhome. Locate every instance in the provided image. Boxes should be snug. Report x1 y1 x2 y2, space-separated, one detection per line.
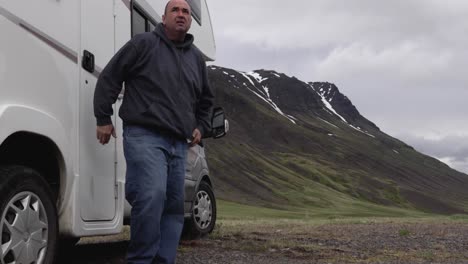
0 0 224 263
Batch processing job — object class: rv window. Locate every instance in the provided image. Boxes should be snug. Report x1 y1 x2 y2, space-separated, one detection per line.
132 6 158 37
187 0 202 25
132 8 146 36
148 22 156 32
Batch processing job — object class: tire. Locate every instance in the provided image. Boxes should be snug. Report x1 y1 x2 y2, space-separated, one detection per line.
0 166 58 264
58 236 80 252
182 181 217 240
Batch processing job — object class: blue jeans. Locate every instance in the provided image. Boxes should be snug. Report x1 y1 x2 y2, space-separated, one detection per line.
123 125 188 264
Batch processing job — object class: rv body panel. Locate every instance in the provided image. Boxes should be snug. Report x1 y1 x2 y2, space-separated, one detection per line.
0 1 83 236
0 1 78 213
0 1 79 55
78 0 117 222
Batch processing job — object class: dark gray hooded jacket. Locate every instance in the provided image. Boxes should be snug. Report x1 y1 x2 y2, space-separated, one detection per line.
94 23 213 139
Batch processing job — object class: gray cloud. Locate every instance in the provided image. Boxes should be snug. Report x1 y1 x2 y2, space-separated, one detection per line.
209 0 468 50
209 35 327 79
206 0 468 173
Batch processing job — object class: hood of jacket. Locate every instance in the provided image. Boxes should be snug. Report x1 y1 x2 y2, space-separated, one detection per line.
154 23 194 49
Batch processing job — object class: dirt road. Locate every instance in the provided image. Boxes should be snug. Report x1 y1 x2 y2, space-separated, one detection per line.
57 219 468 263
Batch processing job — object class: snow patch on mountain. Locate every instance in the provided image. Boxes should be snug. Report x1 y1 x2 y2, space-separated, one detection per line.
321 97 347 123
240 71 296 124
247 71 268 83
312 83 375 138
240 72 256 87
248 88 297 125
262 86 270 98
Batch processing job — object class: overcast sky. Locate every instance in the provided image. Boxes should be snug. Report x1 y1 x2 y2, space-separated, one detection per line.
205 0 468 174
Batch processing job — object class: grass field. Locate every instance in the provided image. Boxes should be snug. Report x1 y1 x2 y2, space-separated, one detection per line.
75 200 468 263
209 201 468 263
216 199 432 220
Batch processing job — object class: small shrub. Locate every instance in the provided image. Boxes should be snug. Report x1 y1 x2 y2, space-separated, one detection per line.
399 229 410 237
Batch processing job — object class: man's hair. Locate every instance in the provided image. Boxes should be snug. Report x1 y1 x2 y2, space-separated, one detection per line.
164 0 189 15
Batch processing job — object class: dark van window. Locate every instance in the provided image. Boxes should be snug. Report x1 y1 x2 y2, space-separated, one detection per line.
132 8 146 36
132 7 157 37
187 0 202 25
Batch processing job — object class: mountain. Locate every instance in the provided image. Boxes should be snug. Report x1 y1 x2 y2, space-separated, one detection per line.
204 65 468 215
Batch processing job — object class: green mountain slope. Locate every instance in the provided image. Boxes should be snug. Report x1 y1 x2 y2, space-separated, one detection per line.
205 65 468 216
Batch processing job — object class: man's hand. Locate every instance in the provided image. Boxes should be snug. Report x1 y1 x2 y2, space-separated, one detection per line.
190 128 201 147
97 124 116 145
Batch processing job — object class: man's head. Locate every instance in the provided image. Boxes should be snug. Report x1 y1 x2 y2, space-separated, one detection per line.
162 0 192 39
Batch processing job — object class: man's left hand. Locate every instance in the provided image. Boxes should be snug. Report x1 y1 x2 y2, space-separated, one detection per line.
190 128 201 146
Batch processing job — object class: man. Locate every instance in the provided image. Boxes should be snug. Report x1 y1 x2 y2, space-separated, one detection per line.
93 0 213 263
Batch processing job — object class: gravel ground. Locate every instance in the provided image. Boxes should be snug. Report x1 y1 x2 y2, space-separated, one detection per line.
57 220 468 264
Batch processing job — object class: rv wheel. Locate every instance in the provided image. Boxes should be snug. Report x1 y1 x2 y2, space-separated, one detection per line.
0 166 58 264
183 181 217 240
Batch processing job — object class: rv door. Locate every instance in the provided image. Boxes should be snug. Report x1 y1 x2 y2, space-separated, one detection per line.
79 0 117 221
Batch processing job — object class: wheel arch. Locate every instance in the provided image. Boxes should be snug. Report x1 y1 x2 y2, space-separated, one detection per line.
0 105 69 203
199 174 213 188
0 131 65 201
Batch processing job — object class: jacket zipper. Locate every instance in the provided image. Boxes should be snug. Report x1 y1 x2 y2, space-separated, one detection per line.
173 47 182 91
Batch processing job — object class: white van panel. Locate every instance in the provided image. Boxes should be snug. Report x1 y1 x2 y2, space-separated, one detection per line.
0 0 79 55
78 0 117 221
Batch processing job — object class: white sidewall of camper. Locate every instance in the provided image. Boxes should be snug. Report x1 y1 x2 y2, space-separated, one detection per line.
0 2 80 234
0 1 79 52
0 5 78 216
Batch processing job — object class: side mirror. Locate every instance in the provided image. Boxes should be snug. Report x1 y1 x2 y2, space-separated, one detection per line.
211 107 228 139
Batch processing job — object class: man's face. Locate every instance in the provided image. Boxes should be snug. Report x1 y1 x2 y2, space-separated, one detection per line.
163 0 192 34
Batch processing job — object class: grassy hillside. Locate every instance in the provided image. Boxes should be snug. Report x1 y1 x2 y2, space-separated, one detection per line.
205 66 468 215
